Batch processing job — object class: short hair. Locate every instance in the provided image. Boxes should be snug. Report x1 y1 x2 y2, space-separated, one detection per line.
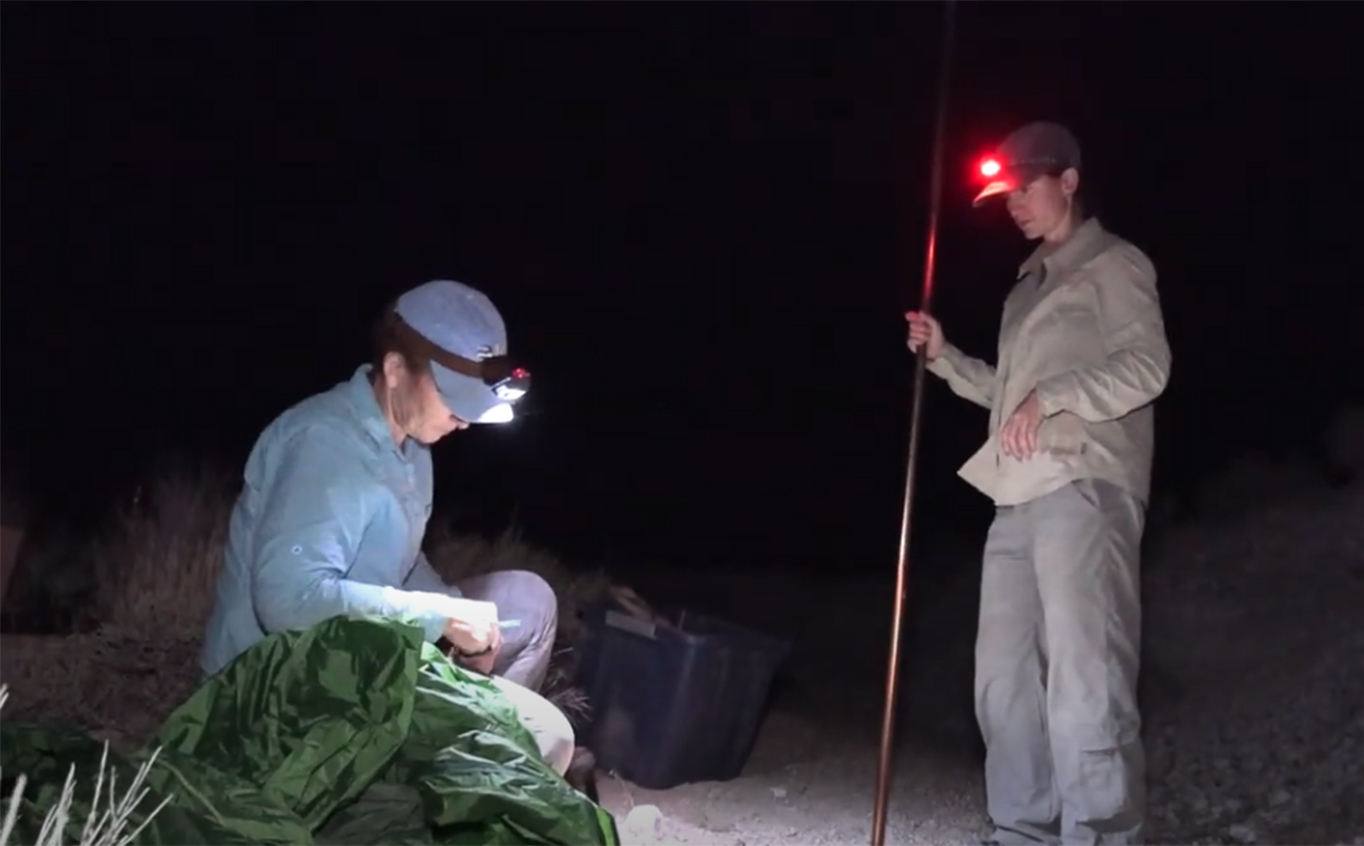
1042 164 1094 222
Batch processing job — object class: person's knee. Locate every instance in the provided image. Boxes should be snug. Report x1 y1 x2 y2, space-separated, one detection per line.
493 676 575 776
537 699 576 776
505 570 559 640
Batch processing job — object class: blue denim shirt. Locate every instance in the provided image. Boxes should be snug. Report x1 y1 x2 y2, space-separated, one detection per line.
200 365 466 677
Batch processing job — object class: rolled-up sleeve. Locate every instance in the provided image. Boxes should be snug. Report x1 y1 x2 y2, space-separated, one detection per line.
250 425 460 642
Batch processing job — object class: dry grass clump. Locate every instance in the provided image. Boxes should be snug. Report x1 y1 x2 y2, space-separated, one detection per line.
0 465 232 747
89 464 234 642
0 686 171 846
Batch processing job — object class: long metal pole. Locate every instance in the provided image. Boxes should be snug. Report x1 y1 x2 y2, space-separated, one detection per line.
870 1 957 843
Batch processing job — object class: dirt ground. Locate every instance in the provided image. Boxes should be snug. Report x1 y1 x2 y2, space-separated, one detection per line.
589 568 999 846
596 708 993 846
3 482 1361 846
591 483 1364 846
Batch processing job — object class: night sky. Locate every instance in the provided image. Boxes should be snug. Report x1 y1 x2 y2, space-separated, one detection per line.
3 3 1361 578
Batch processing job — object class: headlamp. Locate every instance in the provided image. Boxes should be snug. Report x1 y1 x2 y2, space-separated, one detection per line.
480 358 532 402
388 313 531 406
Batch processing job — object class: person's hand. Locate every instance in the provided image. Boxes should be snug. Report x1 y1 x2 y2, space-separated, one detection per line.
445 616 502 675
443 600 502 672
999 391 1044 459
905 311 945 361
456 638 500 675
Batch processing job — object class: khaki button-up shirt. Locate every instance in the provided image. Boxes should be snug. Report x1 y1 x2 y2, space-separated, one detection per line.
927 217 1172 506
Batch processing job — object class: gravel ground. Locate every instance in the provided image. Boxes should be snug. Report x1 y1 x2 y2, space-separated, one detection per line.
602 481 1364 846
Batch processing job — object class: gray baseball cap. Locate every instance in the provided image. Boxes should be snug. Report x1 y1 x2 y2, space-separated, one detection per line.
393 280 527 424
973 121 1083 206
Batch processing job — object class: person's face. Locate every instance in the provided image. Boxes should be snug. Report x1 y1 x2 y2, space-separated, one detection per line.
1005 167 1079 243
380 353 470 445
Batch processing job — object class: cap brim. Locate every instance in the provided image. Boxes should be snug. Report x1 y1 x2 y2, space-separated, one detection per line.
972 179 1016 206
972 165 1051 207
431 362 516 425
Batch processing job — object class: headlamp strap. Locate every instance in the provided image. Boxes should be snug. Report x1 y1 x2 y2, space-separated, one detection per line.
390 313 519 386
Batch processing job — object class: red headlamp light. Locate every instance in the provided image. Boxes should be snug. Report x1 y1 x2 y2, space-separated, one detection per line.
487 364 531 402
972 154 1018 206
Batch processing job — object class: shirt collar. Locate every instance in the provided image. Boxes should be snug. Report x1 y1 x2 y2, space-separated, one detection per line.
347 365 403 455
1017 216 1108 281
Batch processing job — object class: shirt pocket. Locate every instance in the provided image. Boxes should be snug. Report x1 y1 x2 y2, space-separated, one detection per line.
1033 301 1104 367
1038 410 1089 457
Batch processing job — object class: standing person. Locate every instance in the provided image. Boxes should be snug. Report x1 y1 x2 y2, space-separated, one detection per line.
906 122 1172 845
201 279 578 777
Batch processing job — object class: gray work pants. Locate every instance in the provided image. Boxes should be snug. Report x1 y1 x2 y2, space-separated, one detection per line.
453 569 559 692
454 569 574 775
975 478 1147 846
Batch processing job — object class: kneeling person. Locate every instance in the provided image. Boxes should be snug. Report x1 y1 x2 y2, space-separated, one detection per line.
200 279 573 775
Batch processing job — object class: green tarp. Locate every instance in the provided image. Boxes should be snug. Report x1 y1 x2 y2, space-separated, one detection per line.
0 616 619 845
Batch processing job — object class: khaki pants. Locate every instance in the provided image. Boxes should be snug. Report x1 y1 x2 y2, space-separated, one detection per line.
975 478 1146 845
454 569 574 776
489 675 576 776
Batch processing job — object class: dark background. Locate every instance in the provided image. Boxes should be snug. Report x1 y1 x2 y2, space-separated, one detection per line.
3 2 1361 578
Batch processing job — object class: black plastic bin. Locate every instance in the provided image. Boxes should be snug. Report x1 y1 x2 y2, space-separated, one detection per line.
575 605 792 790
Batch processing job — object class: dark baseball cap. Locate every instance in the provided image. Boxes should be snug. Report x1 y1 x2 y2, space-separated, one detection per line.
973 121 1082 206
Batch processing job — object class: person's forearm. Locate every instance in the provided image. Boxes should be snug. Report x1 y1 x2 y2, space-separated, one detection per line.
254 571 462 643
400 553 500 631
926 343 997 409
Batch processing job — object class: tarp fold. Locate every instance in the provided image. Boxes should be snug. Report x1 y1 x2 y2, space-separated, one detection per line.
0 615 617 846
